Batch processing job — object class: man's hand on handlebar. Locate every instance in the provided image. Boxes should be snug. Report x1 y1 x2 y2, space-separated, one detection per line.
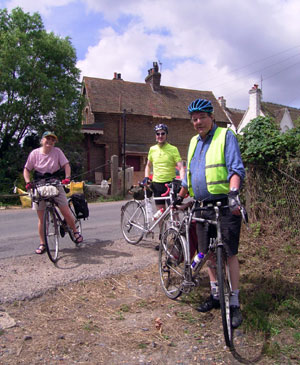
228 188 241 216
142 177 151 186
173 195 183 207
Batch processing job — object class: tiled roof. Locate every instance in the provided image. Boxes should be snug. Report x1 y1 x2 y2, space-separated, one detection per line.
83 76 230 123
226 108 245 129
262 102 300 124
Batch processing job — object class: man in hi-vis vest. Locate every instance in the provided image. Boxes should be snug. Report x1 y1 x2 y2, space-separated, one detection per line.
175 98 245 328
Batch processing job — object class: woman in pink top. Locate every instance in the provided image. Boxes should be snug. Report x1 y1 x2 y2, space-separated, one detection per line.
23 131 83 254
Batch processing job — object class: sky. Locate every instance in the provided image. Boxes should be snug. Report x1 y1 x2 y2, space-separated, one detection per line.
1 0 300 110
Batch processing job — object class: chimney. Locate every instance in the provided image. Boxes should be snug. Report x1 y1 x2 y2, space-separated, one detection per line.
145 62 161 92
113 72 123 80
218 96 226 109
249 84 262 117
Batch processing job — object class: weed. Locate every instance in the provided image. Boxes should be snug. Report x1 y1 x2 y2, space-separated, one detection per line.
176 311 197 324
120 304 130 312
293 332 300 343
0 330 4 336
250 222 261 238
115 310 125 320
138 343 148 349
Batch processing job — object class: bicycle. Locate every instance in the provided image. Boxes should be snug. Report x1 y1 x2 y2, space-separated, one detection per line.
159 199 248 348
30 179 83 263
121 180 182 245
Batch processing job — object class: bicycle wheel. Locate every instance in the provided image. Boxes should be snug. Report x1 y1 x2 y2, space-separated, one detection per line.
44 206 60 263
159 228 186 299
68 200 82 245
121 201 145 244
217 245 233 348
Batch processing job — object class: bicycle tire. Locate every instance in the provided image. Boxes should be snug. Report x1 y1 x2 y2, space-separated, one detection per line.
121 201 145 244
217 245 233 348
68 200 83 245
44 206 60 263
159 228 186 299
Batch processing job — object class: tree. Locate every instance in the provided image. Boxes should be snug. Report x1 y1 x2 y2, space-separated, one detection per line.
0 7 84 191
238 116 300 167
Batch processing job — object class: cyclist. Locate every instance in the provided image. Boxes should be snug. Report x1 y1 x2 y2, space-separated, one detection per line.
144 124 184 249
23 131 83 254
175 99 245 328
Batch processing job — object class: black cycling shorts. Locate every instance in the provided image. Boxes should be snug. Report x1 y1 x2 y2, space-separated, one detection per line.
195 205 242 257
151 181 171 206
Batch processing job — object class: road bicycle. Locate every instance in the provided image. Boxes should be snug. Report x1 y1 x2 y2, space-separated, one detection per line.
30 179 83 263
159 199 247 348
121 180 182 245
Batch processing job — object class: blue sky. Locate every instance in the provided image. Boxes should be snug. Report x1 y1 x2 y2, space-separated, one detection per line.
1 0 300 110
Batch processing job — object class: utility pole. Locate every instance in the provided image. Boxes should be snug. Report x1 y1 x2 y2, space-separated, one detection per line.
122 109 127 198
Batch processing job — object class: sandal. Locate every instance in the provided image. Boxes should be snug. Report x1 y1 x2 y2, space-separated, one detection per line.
73 231 83 245
35 244 46 254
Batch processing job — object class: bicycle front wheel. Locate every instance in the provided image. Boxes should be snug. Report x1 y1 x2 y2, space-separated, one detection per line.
217 245 233 348
44 207 60 263
159 228 186 299
68 200 82 245
121 201 145 244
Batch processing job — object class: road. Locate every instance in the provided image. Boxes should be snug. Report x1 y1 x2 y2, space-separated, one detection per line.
0 201 125 259
0 200 159 303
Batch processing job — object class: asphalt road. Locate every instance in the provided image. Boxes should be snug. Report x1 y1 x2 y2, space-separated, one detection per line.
0 201 126 259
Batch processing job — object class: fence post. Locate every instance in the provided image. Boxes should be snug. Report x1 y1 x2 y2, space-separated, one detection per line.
110 155 119 196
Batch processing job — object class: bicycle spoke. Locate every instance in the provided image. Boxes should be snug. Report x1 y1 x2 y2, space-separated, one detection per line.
217 245 233 348
121 201 145 244
44 207 59 263
159 228 186 299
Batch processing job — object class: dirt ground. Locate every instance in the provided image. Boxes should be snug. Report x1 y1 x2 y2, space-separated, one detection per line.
0 227 299 364
0 263 272 365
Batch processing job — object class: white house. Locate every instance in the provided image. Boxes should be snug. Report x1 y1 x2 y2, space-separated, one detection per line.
237 85 299 134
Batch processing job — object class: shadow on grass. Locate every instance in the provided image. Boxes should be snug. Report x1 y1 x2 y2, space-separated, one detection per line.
230 273 300 364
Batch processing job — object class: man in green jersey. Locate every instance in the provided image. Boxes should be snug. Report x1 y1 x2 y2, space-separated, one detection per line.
144 124 184 249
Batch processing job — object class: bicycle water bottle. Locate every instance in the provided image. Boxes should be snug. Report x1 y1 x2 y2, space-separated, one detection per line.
191 252 205 271
145 198 153 220
153 208 165 220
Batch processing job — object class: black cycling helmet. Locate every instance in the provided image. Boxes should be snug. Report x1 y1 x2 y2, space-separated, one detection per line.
154 123 168 134
188 98 214 114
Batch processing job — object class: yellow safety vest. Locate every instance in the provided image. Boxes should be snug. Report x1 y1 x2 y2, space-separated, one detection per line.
187 127 230 197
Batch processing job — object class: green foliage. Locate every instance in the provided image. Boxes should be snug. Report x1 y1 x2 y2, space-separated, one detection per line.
0 7 84 192
238 116 300 167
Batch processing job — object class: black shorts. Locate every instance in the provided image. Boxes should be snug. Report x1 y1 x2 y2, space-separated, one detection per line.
195 203 242 257
151 182 171 206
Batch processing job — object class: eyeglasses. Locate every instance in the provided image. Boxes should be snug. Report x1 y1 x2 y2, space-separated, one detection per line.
156 132 166 136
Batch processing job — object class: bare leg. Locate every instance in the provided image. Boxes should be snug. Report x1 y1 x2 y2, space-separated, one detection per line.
59 205 77 232
37 210 45 244
228 255 239 291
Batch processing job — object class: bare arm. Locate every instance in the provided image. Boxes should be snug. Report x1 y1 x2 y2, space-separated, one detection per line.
144 160 152 178
229 173 241 190
176 161 185 180
23 168 31 184
63 163 71 179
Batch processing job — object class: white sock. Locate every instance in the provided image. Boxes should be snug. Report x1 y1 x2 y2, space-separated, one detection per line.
230 289 240 307
210 281 219 299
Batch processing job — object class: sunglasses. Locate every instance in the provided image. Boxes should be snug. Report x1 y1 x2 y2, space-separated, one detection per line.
156 132 166 136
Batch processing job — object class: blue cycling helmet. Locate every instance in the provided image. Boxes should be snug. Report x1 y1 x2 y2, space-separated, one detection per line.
154 123 168 134
188 99 214 114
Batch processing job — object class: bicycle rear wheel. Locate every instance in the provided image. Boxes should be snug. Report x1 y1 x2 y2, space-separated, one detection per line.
121 201 145 244
217 245 233 348
68 199 82 245
44 206 60 263
159 228 186 299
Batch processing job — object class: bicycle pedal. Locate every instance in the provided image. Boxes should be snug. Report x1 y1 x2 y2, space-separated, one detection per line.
59 224 66 237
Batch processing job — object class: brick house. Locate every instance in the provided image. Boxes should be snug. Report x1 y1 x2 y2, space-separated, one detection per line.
81 62 230 183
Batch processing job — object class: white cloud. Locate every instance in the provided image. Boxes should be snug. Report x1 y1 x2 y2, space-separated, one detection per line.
4 0 73 15
2 0 300 108
77 24 168 81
